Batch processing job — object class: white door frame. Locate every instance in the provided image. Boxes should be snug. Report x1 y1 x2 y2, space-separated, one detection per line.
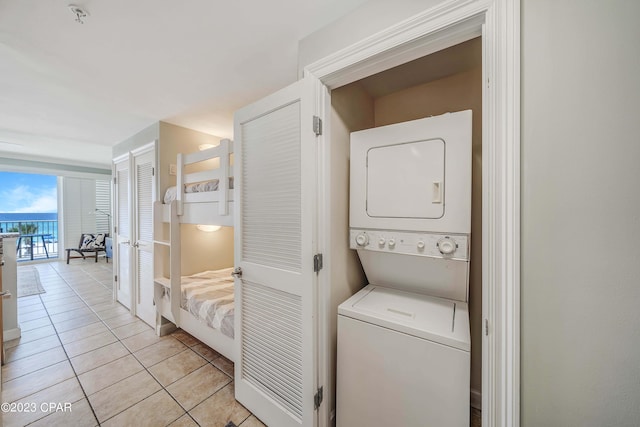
304 1 520 426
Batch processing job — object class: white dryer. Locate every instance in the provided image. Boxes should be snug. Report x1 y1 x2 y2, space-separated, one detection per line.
349 110 472 236
337 111 473 427
349 110 472 301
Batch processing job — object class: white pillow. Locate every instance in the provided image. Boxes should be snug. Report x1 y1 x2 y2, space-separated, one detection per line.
80 234 96 249
94 233 106 248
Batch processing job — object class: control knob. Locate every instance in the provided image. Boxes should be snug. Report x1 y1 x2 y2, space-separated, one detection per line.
388 239 396 249
417 241 425 251
437 237 457 255
378 238 386 247
355 233 369 247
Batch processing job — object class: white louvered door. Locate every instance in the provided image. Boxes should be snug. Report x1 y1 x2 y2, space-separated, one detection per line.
114 157 132 309
132 147 156 327
234 77 321 427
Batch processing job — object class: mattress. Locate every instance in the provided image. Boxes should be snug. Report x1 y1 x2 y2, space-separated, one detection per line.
179 267 235 338
163 178 234 204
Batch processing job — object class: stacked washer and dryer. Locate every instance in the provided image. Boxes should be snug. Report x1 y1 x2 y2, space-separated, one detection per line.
337 110 473 427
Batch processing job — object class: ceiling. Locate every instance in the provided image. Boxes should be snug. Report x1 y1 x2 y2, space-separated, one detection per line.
0 0 368 168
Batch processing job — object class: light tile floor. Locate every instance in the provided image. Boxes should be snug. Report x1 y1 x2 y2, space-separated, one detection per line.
1 260 264 427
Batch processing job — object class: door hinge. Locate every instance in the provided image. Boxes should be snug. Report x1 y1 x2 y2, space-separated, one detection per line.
314 386 324 410
485 318 489 336
113 176 117 185
313 254 323 273
152 167 155 176
115 275 118 282
313 116 322 136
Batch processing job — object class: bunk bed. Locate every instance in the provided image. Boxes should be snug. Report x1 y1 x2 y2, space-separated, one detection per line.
153 139 236 361
160 138 234 226
153 260 236 361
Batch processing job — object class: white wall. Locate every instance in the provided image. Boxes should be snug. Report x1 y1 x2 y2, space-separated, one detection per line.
298 0 441 74
112 123 160 160
521 1 640 425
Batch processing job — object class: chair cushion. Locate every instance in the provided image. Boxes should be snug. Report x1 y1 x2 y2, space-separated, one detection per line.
80 234 96 249
94 233 107 249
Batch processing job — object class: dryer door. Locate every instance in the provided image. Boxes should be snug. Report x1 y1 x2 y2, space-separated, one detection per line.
350 110 472 234
367 138 445 219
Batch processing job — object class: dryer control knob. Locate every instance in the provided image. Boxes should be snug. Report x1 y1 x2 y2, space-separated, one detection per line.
388 239 396 249
355 233 369 247
417 241 425 250
437 237 457 255
378 238 386 247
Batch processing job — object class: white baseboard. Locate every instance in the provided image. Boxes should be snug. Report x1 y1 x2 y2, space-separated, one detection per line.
156 321 176 337
3 327 21 342
470 388 482 410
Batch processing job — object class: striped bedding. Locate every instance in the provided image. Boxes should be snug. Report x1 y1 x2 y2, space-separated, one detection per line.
179 267 235 338
163 177 235 204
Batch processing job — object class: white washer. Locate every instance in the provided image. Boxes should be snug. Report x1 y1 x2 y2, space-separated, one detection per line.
337 285 470 427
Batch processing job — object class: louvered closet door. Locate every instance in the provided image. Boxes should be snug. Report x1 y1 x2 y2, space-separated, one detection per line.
114 157 132 309
234 77 320 427
132 147 156 327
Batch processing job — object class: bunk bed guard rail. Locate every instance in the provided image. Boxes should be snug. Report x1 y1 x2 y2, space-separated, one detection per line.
176 138 233 217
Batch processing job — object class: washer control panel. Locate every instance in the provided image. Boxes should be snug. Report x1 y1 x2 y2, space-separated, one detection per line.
350 229 469 261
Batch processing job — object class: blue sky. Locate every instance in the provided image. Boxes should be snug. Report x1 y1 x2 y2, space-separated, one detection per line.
0 172 57 213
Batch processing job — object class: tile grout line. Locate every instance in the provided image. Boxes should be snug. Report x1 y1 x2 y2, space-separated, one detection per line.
7 263 117 425
30 263 104 426
12 262 240 427
1 267 95 426
47 263 234 426
46 262 155 426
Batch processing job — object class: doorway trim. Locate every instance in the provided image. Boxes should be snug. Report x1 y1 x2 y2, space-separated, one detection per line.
304 1 520 426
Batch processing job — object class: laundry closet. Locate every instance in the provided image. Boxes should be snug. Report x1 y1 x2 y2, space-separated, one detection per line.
232 36 482 426
329 37 482 424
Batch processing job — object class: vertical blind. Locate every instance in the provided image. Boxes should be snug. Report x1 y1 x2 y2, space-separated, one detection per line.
95 179 112 234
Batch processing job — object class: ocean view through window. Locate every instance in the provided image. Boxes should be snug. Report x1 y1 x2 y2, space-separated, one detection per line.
0 172 58 261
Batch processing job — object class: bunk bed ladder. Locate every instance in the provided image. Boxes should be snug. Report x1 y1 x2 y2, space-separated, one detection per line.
176 153 185 216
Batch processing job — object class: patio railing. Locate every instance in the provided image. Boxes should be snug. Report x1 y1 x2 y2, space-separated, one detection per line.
0 220 59 261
